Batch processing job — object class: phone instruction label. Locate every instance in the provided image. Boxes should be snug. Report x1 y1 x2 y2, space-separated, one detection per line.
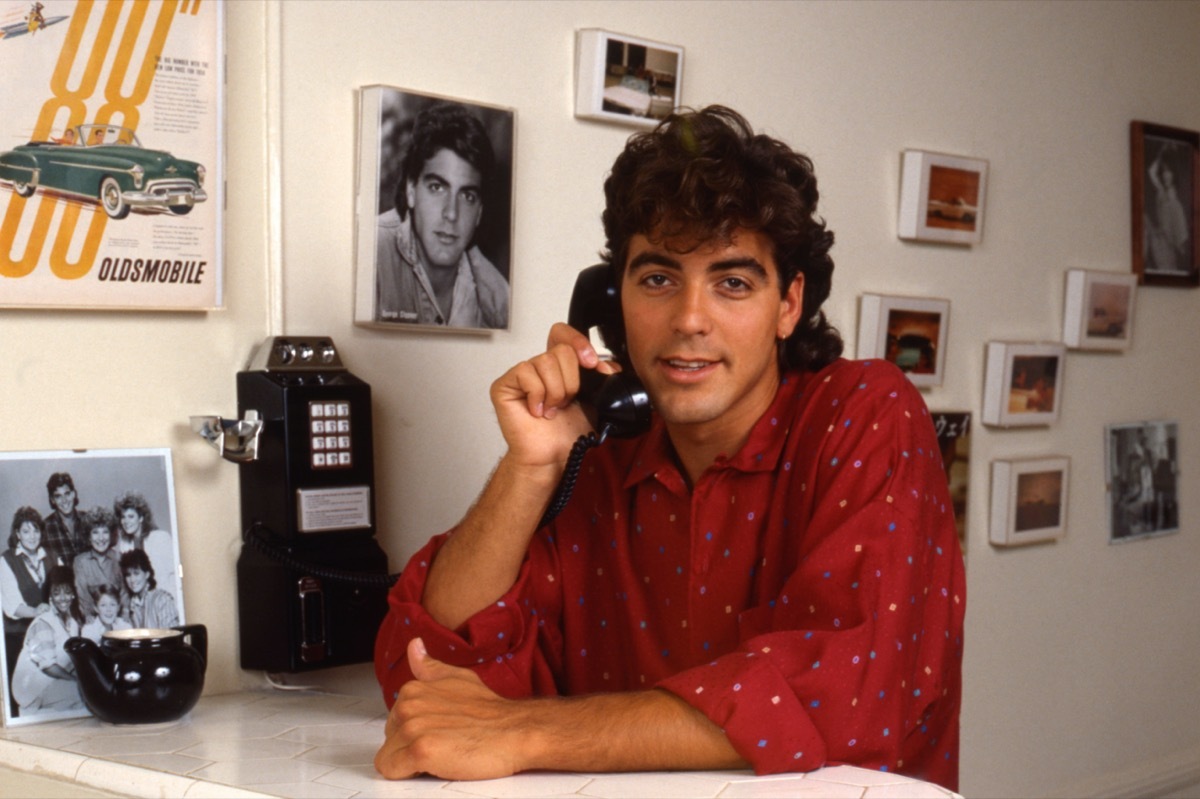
297 486 371 532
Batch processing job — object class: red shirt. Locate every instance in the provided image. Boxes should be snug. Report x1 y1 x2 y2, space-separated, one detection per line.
376 358 966 790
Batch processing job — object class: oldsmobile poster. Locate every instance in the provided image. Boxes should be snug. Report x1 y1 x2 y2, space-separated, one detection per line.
0 0 222 310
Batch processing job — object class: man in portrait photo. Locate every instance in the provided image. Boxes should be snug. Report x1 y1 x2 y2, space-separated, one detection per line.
374 99 511 330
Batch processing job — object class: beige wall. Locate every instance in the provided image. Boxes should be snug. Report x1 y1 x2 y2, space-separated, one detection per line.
4 1 1198 796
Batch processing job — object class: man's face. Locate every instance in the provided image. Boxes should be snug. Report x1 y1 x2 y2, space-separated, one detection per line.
405 148 483 269
52 484 76 516
620 228 803 437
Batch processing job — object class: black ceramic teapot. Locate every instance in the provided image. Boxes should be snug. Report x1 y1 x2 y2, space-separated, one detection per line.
65 624 207 725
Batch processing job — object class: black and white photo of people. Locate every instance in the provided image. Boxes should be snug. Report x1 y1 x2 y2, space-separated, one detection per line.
0 449 181 725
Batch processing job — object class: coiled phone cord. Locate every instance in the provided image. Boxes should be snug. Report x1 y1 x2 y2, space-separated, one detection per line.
244 521 400 587
538 424 611 529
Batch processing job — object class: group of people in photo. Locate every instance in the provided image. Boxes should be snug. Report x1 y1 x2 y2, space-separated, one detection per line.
1 472 178 719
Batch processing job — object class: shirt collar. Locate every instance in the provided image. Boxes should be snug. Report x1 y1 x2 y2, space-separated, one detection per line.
394 213 481 326
623 371 806 491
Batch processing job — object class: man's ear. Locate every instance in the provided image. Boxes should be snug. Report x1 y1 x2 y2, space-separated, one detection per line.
404 179 416 213
777 274 805 340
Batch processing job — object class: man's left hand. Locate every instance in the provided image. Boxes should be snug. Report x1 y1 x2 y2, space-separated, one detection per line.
375 638 529 780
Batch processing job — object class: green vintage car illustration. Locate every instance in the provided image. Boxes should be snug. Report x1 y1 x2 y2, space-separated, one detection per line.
0 124 206 219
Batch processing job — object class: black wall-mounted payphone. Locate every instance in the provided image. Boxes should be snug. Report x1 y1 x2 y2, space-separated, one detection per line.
203 336 391 673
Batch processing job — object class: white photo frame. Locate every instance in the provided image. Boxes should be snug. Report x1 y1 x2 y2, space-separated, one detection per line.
982 341 1066 428
1062 269 1138 351
353 86 515 332
575 29 683 128
857 293 950 388
0 448 183 727
1105 421 1180 543
989 456 1070 547
898 149 989 245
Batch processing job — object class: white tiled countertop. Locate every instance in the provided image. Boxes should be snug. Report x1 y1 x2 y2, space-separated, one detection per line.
0 690 963 798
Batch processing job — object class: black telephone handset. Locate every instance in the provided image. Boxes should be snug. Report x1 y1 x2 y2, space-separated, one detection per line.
538 265 653 528
567 264 652 442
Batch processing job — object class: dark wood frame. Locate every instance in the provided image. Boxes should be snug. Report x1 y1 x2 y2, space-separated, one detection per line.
1130 121 1200 287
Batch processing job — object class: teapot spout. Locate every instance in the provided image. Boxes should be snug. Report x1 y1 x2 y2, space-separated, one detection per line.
64 636 113 703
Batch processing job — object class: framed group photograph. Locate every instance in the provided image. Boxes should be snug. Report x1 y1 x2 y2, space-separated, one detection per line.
897 149 989 245
1130 121 1199 287
353 85 515 332
857 293 950 388
575 28 683 128
1062 269 1138 351
981 341 1066 428
0 448 183 727
1105 421 1179 543
989 457 1070 547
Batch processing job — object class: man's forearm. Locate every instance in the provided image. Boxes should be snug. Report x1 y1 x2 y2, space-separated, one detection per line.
422 455 560 630
516 689 747 774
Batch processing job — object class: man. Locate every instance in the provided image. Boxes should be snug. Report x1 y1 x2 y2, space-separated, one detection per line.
43 472 84 566
375 102 509 329
374 106 965 789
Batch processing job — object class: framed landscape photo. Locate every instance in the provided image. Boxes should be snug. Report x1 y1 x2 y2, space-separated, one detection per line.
575 29 683 128
898 149 989 245
981 341 1066 428
0 448 183 727
354 86 515 332
857 293 950 388
1062 269 1138 351
1105 420 1179 543
1130 121 1199 287
989 456 1070 547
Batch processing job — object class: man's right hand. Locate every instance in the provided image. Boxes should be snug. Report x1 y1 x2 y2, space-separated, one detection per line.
488 323 621 473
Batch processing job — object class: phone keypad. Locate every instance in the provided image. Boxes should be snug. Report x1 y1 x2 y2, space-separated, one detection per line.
308 401 352 469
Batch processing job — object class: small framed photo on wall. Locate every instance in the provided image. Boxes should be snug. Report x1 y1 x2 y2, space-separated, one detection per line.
897 149 989 245
989 456 1070 547
575 29 683 128
1062 269 1138 351
857 293 950 387
1130 121 1199 287
1105 420 1179 543
982 341 1065 427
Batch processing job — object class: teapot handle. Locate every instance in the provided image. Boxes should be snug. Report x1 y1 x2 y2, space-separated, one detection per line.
174 624 207 664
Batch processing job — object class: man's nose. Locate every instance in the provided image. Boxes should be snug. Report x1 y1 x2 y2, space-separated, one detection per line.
442 194 459 222
671 284 712 336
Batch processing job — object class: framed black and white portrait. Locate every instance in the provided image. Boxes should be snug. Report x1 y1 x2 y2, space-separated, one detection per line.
354 86 515 332
0 448 183 727
1130 121 1199 287
1105 421 1179 543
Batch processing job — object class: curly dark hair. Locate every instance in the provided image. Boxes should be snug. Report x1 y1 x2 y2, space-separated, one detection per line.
599 105 843 374
394 102 495 221
119 547 157 591
79 506 118 548
112 491 155 533
8 506 44 550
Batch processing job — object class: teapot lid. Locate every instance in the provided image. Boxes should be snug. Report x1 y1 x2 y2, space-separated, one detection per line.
103 627 183 642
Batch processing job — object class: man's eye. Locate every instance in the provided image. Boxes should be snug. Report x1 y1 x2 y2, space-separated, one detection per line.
721 276 751 291
424 180 446 194
641 274 671 288
461 190 480 206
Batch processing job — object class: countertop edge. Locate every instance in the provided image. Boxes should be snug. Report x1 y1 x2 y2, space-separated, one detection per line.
0 736 272 799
